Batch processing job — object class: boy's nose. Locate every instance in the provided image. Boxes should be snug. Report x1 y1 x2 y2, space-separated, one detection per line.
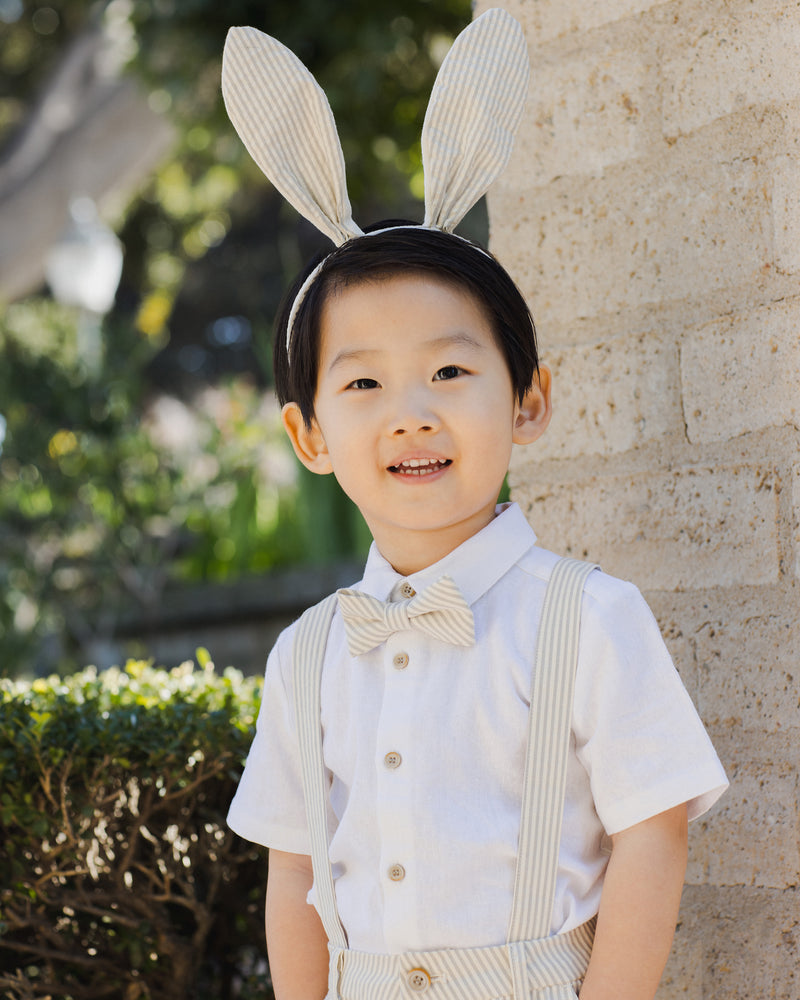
387 392 440 436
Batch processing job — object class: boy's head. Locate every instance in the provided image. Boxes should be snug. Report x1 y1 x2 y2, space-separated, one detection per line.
277 225 552 573
273 224 540 429
221 12 538 571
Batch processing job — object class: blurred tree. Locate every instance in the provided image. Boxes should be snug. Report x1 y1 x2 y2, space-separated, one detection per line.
1 0 478 378
0 0 476 676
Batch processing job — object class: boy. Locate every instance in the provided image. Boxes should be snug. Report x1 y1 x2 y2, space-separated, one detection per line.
222 13 728 1000
227 228 727 1000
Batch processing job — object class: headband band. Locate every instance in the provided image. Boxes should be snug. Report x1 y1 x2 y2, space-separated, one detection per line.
221 8 530 358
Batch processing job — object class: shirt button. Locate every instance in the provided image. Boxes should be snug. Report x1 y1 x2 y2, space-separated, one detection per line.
393 652 409 669
400 581 416 598
407 968 431 993
388 863 406 882
384 751 402 769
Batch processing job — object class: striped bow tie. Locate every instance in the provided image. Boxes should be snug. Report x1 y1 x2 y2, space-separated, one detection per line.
337 575 475 657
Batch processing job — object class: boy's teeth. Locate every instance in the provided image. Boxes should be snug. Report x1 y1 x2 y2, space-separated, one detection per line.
391 457 449 474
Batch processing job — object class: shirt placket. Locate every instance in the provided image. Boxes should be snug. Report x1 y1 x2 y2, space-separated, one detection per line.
374 591 420 952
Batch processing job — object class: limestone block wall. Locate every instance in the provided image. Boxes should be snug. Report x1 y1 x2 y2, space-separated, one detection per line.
475 1 800 996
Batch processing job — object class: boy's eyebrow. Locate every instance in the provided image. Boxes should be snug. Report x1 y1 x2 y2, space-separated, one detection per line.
428 332 486 353
327 347 380 372
327 332 486 372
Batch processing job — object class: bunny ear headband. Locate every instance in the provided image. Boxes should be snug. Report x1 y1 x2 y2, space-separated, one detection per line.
221 8 530 358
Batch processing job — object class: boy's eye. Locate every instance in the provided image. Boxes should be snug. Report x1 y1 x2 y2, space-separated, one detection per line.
346 377 379 390
433 365 464 381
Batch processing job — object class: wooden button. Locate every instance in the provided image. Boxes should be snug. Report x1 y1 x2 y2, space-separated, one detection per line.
393 652 409 669
387 863 406 882
406 968 431 992
400 582 416 598
384 751 402 769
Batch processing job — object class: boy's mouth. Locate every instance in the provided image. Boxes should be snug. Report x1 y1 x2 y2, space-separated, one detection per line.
388 457 452 476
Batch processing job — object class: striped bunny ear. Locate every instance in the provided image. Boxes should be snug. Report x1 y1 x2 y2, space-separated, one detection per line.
422 8 529 232
221 26 363 247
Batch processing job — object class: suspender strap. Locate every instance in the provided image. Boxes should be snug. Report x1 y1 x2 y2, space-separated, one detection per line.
507 557 598 944
292 592 347 950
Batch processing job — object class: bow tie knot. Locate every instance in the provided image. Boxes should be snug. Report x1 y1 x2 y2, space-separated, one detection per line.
337 575 475 656
381 600 414 633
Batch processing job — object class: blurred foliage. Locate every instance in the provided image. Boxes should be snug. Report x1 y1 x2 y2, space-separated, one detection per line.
0 300 371 675
0 0 473 676
0 656 269 999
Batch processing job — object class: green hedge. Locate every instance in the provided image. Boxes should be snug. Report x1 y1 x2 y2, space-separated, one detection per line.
0 657 271 1000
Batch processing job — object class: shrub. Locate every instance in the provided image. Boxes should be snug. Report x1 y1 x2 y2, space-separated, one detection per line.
0 657 270 999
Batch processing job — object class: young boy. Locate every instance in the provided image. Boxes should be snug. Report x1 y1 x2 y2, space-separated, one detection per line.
222 11 727 999
227 226 728 1000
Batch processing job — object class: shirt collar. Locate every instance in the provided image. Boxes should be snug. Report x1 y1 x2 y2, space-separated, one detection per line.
360 502 537 606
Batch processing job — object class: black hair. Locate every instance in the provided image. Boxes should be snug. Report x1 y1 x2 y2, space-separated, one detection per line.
273 222 539 428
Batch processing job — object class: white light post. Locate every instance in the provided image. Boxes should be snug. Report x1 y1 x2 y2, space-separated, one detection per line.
45 196 124 374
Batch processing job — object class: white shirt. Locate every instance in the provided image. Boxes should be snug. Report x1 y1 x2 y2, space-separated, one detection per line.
228 503 727 953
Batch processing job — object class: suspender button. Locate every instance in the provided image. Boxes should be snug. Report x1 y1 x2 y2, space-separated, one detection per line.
406 967 431 992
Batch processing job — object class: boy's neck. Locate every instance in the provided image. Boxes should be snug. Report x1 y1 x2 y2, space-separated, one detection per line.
368 507 499 578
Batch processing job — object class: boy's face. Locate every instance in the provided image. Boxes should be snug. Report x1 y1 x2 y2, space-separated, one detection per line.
282 273 551 575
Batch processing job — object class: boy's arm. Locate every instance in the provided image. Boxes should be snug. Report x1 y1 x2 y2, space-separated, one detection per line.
266 849 329 1000
578 803 688 1000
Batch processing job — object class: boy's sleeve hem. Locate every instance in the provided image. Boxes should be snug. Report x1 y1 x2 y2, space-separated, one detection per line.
226 811 312 855
600 766 729 837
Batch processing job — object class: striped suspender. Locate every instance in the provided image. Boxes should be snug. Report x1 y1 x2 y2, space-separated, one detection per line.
292 593 347 949
292 558 598 963
507 558 598 942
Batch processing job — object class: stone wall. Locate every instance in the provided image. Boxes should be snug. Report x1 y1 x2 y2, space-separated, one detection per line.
476 1 800 996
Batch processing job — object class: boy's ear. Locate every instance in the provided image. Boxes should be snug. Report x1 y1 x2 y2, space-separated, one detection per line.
512 363 552 445
281 402 334 475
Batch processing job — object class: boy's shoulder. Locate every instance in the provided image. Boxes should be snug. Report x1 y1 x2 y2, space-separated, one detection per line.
512 544 659 652
515 542 644 606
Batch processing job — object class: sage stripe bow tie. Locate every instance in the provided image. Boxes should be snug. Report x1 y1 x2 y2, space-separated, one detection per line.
337 575 475 656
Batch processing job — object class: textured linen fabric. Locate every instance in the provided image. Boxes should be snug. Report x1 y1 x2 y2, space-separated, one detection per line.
227 502 727 954
295 559 598 1000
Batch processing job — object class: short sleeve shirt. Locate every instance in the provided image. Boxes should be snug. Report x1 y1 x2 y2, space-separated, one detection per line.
227 503 727 953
